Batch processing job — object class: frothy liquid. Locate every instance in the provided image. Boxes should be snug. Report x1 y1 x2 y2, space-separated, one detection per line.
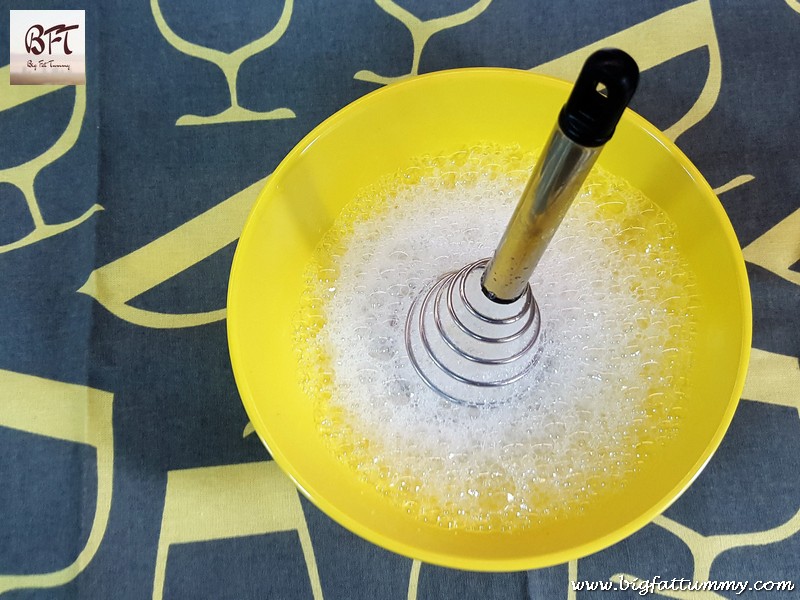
294 146 697 531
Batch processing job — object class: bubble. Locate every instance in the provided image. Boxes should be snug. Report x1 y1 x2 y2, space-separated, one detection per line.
293 144 698 532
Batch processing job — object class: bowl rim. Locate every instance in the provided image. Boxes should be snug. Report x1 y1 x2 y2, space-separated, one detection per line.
227 66 753 571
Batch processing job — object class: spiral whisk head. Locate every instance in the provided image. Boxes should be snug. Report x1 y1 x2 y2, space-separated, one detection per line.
404 258 542 406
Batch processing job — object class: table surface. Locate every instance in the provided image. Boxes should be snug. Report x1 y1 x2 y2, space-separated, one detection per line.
1 1 798 598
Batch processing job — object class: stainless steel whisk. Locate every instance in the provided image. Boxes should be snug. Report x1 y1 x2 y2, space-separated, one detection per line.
404 49 639 406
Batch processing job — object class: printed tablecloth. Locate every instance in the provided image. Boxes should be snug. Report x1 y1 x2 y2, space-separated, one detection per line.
1 1 798 598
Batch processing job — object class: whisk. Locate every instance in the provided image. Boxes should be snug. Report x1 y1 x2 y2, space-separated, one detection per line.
404 49 639 406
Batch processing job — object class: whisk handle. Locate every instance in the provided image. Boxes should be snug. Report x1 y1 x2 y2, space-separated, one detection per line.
559 48 639 147
481 48 639 304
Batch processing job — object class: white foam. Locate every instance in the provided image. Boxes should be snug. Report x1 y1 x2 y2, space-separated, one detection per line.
297 147 696 530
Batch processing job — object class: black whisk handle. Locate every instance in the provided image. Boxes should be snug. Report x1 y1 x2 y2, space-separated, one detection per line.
558 48 639 148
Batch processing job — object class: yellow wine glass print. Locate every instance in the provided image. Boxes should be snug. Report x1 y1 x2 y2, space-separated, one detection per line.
0 66 102 255
0 370 114 594
355 0 493 85
151 462 323 600
150 0 296 126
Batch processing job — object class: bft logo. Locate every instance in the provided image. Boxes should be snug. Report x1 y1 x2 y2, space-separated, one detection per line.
25 23 80 56
10 10 86 85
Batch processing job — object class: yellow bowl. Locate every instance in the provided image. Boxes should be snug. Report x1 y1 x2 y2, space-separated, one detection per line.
227 68 751 571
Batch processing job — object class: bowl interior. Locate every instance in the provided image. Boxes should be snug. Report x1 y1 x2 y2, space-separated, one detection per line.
227 69 751 571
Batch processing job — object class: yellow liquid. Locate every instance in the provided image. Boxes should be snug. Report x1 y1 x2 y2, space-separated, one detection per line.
294 145 698 531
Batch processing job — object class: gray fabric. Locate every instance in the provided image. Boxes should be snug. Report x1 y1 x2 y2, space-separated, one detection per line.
0 0 797 598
